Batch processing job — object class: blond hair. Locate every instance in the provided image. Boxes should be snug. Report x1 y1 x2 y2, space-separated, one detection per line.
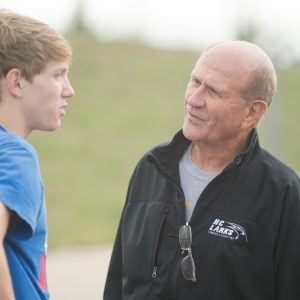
0 9 72 82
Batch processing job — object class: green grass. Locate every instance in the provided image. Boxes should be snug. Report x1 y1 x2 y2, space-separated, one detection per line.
279 69 300 167
28 30 300 249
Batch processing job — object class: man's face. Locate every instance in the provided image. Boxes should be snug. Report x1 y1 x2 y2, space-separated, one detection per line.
21 61 74 133
182 48 251 147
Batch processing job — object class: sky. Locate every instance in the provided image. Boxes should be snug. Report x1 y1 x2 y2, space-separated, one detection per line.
2 0 300 65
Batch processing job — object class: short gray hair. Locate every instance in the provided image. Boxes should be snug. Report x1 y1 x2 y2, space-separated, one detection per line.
241 62 277 105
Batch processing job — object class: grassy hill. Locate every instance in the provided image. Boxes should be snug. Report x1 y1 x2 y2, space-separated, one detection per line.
29 30 300 248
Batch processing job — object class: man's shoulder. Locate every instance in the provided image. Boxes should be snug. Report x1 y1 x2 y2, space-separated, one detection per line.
0 134 38 174
259 149 300 183
0 131 37 160
137 140 173 164
147 141 171 153
130 141 172 175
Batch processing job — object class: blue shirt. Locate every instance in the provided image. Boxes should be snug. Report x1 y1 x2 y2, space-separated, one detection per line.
0 125 49 299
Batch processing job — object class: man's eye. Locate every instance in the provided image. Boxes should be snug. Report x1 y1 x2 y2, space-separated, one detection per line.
191 79 200 85
54 70 67 78
208 87 220 97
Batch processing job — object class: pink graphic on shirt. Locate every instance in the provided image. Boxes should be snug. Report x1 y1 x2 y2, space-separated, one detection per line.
38 254 48 292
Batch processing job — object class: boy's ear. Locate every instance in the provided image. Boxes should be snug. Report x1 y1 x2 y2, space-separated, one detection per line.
4 68 24 98
241 100 268 129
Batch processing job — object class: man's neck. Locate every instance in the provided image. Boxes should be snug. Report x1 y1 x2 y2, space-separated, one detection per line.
0 106 29 139
191 136 249 172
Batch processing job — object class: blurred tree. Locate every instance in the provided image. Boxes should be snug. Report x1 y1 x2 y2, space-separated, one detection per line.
233 0 297 69
235 22 297 69
69 0 87 32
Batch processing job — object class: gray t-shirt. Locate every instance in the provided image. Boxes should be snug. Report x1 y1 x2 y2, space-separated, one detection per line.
179 144 219 222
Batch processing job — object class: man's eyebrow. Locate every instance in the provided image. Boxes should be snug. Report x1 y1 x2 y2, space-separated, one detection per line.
190 73 223 96
191 73 201 81
205 81 223 97
55 66 69 74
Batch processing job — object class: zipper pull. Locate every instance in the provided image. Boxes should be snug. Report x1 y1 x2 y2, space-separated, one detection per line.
152 266 158 278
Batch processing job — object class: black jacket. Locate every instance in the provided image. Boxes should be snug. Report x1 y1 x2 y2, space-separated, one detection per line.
104 130 300 300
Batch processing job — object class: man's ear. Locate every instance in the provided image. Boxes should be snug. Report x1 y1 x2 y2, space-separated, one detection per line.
241 100 268 129
4 68 24 98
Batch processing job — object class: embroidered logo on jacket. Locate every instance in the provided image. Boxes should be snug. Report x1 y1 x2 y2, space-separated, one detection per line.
208 218 247 242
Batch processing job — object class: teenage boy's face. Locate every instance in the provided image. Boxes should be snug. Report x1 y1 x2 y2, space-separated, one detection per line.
21 61 75 133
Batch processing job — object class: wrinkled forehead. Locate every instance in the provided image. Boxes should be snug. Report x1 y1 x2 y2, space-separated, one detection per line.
192 47 253 93
198 41 271 75
196 45 255 79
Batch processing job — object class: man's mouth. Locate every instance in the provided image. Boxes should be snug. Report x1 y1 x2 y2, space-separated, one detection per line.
186 110 208 122
59 105 67 117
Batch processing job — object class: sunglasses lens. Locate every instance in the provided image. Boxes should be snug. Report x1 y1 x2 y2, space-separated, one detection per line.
179 224 192 250
181 253 196 282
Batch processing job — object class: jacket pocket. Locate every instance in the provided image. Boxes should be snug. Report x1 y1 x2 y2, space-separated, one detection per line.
151 211 168 278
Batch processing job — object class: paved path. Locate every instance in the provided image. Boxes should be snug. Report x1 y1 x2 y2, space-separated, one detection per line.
47 245 112 300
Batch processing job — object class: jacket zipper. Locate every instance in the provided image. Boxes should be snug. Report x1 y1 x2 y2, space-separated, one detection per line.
149 153 187 285
149 153 186 222
152 211 168 278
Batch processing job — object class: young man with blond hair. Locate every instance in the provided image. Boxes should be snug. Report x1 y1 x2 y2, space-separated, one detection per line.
0 9 74 299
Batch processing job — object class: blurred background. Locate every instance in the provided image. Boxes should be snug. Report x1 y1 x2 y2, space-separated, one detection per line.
1 0 300 298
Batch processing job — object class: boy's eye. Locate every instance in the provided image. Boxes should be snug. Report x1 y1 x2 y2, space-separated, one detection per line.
54 69 67 78
54 72 62 78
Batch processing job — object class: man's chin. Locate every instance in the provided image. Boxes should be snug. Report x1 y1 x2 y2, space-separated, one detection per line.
182 124 199 142
35 122 62 133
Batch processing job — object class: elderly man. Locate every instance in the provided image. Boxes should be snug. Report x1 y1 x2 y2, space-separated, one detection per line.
104 41 300 300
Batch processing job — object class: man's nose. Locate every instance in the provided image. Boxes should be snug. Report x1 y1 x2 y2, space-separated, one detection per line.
63 80 75 98
187 86 205 107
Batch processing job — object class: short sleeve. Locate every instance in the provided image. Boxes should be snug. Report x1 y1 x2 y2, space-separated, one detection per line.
0 141 42 239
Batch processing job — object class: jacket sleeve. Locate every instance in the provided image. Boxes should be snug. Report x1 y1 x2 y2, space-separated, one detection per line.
103 164 139 300
275 177 300 300
103 215 124 300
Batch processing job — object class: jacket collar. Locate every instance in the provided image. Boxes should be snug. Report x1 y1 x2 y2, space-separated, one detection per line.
148 128 262 178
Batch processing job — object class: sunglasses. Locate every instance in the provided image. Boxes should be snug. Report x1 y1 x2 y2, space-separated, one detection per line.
179 223 196 283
